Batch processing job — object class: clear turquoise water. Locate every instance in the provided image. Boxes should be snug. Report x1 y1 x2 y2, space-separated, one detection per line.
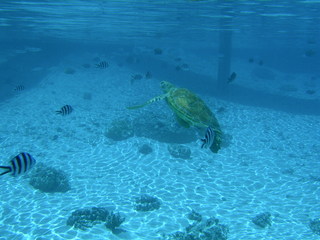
0 1 320 240
1 0 319 44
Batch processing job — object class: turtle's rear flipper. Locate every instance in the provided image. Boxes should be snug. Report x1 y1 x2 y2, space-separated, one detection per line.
209 130 222 153
209 142 220 153
127 94 166 110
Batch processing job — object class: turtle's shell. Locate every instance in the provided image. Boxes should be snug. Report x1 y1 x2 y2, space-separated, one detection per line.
165 87 219 130
160 81 222 153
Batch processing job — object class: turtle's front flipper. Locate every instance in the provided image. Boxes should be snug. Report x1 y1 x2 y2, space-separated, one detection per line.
127 94 166 110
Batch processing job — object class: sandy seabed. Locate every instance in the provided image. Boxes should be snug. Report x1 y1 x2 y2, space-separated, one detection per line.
0 56 319 240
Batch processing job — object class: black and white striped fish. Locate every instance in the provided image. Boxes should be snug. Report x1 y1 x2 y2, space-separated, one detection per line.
201 127 215 149
95 61 109 69
0 152 36 177
56 105 73 115
227 72 237 83
14 85 25 91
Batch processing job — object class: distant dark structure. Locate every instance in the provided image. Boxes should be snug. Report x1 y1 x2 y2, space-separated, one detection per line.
217 4 233 94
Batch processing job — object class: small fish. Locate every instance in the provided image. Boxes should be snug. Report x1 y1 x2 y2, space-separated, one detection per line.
95 61 109 69
304 49 316 57
0 152 36 177
227 72 237 83
181 63 189 70
145 71 152 79
14 85 25 91
306 89 316 95
175 64 189 71
56 105 73 115
154 48 163 55
130 74 143 84
132 74 143 80
201 127 215 149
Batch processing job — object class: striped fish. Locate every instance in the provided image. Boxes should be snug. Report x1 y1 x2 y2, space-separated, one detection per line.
95 61 109 69
201 127 215 149
227 72 237 83
14 85 25 91
145 71 152 79
56 105 73 115
0 152 36 177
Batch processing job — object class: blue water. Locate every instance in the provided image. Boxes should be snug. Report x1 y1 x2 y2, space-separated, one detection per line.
1 0 320 111
1 1 320 240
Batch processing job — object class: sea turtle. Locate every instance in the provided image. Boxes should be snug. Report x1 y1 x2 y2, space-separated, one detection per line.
127 81 223 153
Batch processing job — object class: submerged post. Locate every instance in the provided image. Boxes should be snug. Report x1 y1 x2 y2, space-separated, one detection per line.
216 5 233 94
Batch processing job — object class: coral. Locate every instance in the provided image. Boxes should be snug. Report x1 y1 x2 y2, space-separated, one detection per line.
134 194 161 212
67 207 108 230
29 163 70 193
105 212 125 233
167 144 191 159
309 218 320 235
163 232 186 240
187 210 202 222
67 207 125 233
252 212 272 228
105 119 134 141
163 216 229 240
138 144 153 155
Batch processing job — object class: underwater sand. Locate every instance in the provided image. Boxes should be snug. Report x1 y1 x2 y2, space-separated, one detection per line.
0 55 319 240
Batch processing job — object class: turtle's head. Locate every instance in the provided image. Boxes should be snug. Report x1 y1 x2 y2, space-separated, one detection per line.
160 81 174 93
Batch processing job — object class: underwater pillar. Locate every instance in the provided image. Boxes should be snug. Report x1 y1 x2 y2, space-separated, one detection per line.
216 9 233 93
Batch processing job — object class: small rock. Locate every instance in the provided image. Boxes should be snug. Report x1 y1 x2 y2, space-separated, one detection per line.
187 210 202 222
134 194 161 212
105 119 134 141
138 144 153 155
310 218 320 235
167 144 191 159
252 212 272 228
29 163 71 193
